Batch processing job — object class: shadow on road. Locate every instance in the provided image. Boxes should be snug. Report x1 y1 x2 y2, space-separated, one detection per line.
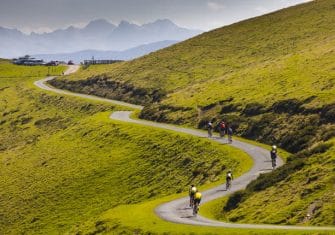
216 189 228 192
177 207 191 211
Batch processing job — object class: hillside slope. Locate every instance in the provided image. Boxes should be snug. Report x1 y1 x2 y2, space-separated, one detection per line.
53 0 335 106
0 61 251 234
50 0 335 226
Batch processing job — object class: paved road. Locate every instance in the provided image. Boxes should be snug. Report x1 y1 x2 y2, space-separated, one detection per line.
34 65 142 110
34 68 335 231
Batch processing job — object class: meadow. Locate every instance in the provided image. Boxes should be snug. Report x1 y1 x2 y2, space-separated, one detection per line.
49 0 335 227
0 60 253 234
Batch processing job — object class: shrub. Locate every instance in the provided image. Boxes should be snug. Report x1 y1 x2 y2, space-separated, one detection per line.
245 158 305 192
320 104 335 123
200 102 218 111
242 102 266 116
271 99 303 114
220 103 240 114
223 191 247 212
310 142 333 155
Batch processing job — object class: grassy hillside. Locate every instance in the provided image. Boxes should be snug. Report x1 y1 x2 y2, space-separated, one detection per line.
201 138 335 225
0 59 64 78
49 0 335 227
52 0 335 106
51 0 335 151
0 61 252 234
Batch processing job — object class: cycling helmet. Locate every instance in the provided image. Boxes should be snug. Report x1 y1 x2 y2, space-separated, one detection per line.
272 145 277 150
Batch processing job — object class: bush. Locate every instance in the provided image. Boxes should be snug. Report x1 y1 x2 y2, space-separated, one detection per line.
321 126 335 141
220 103 240 113
271 99 303 114
242 102 266 116
200 102 218 111
223 191 247 212
246 158 305 192
49 77 167 106
320 104 335 123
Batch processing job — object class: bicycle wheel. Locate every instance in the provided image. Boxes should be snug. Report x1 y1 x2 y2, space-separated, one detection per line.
189 196 194 208
226 180 231 190
193 202 199 215
272 158 276 169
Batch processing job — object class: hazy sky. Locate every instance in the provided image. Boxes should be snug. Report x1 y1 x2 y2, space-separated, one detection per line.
0 0 310 33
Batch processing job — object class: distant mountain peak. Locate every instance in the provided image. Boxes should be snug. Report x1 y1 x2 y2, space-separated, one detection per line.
85 19 115 29
118 20 135 27
142 19 180 30
0 19 202 58
153 19 176 26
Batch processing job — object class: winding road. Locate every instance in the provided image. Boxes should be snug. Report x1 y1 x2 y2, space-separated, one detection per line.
34 66 335 231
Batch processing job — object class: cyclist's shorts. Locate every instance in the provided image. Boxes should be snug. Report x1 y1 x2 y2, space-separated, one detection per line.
194 198 201 204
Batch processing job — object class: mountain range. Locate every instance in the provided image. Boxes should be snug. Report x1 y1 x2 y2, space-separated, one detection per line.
0 19 202 58
32 40 178 64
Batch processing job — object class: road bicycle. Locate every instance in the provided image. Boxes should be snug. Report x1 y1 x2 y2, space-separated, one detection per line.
228 134 232 143
226 178 232 190
193 201 200 215
271 157 277 169
189 195 194 208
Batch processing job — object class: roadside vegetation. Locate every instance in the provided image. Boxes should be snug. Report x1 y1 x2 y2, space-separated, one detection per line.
201 139 335 226
0 61 251 234
50 0 335 226
0 59 64 78
70 196 332 235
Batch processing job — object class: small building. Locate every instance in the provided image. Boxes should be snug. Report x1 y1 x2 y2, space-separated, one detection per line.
12 55 45 66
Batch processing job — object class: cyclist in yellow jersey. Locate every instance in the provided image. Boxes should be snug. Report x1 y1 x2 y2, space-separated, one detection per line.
194 191 202 204
193 191 202 215
189 185 197 207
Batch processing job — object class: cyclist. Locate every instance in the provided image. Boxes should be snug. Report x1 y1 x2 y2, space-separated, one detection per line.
226 170 233 190
193 190 202 215
189 185 197 207
219 120 226 138
207 121 213 138
270 145 277 169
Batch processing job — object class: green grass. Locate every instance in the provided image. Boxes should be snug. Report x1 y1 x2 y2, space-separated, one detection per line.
59 0 335 108
51 0 335 151
70 196 334 235
48 0 335 227
201 139 335 226
0 61 254 234
0 60 65 78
